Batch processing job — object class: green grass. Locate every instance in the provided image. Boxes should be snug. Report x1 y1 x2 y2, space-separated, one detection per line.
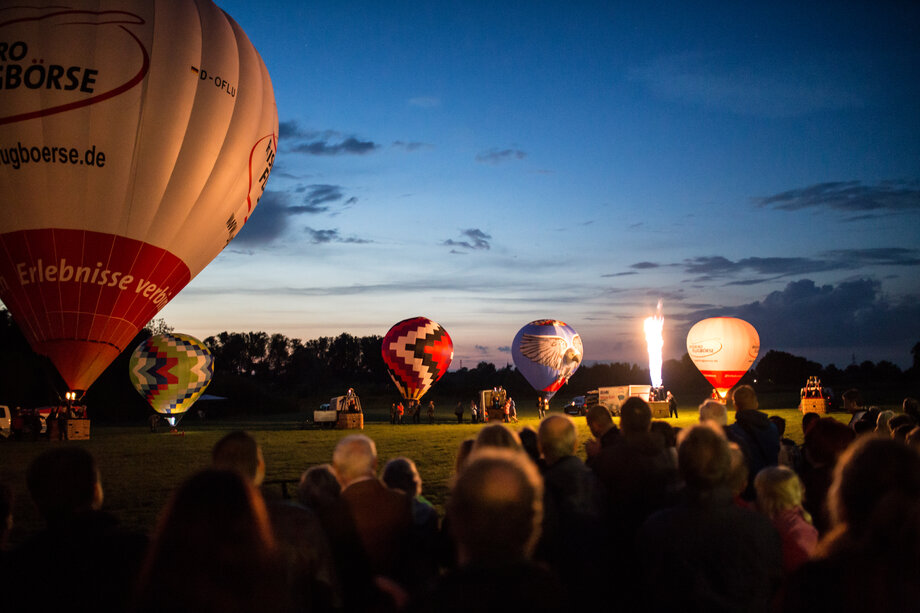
0 405 847 546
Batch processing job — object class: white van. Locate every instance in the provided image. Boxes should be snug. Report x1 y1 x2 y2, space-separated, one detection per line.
0 405 10 438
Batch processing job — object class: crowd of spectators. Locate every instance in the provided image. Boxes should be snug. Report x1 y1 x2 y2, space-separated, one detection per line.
1 388 919 612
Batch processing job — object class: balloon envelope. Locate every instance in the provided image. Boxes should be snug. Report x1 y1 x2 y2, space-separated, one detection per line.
129 333 214 415
686 317 760 398
381 317 453 401
0 1 277 390
512 319 583 400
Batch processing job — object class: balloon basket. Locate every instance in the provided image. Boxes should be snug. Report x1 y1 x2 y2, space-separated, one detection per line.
64 418 91 440
337 413 364 430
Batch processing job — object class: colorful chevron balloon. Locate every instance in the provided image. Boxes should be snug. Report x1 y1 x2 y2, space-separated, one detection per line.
382 317 453 400
129 333 214 415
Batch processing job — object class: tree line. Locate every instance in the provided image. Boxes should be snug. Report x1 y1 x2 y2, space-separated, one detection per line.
0 309 917 421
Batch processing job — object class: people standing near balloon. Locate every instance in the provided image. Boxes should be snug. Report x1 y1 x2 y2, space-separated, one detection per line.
455 402 464 424
397 402 405 425
471 400 479 424
667 391 678 418
427 401 435 424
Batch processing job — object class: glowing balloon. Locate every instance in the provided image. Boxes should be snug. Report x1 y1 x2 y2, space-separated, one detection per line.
0 1 277 391
382 317 453 401
129 333 213 417
512 319 583 400
686 317 760 399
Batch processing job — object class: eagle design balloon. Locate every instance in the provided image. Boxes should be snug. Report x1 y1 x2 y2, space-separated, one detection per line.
129 333 214 417
512 319 583 400
0 0 277 393
381 317 453 401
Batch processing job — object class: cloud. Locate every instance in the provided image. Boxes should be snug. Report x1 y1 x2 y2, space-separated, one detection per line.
754 181 920 218
602 271 638 278
304 227 371 244
682 249 920 281
443 228 492 251
474 345 490 354
231 190 291 246
228 185 358 246
631 261 660 270
392 141 433 152
279 120 378 155
475 148 527 164
680 278 920 352
498 346 511 353
629 53 862 118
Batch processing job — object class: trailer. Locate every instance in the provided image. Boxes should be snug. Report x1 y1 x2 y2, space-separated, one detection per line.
585 384 668 417
311 392 364 429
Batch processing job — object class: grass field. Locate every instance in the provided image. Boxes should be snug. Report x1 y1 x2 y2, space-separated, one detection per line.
0 404 847 546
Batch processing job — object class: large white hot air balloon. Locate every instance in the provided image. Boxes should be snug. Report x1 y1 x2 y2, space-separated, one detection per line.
0 1 277 392
686 317 760 399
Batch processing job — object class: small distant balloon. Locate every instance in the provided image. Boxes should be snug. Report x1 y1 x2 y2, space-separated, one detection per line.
129 333 214 417
381 317 453 400
686 317 760 399
512 319 583 400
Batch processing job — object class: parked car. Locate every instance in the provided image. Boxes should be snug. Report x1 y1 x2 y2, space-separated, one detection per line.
563 395 587 416
0 405 10 438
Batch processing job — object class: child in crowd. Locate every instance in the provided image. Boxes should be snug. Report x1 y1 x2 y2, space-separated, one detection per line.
754 466 818 573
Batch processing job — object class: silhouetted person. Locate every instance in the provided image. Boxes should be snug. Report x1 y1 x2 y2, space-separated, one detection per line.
8 447 148 613
333 435 412 585
536 415 606 607
800 417 855 535
699 398 728 426
584 404 620 467
783 437 920 613
590 397 678 607
212 431 337 611
410 448 563 612
726 385 779 501
639 424 783 612
133 469 288 613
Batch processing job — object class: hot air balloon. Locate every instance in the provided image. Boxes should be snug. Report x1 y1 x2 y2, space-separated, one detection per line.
381 317 453 401
512 319 583 401
129 332 214 425
0 1 277 394
686 317 760 399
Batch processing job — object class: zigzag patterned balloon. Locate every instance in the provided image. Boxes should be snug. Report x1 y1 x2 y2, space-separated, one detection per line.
382 317 453 401
129 332 214 415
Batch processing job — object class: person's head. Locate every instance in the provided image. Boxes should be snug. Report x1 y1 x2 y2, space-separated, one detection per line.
698 399 728 426
888 414 915 433
517 427 542 466
903 397 920 421
137 469 280 612
892 423 914 443
731 385 758 412
726 442 749 498
297 464 341 509
677 424 732 492
331 434 377 487
454 438 475 475
650 420 677 449
828 436 920 538
27 446 102 524
768 415 787 438
804 417 855 467
585 404 614 438
474 424 522 451
755 466 810 522
212 431 265 486
382 457 423 497
620 397 652 436
802 411 821 436
875 410 895 435
448 448 543 563
841 388 863 412
538 415 577 465
906 426 920 449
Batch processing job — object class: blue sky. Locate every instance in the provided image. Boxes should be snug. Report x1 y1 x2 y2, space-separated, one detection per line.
160 1 920 369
